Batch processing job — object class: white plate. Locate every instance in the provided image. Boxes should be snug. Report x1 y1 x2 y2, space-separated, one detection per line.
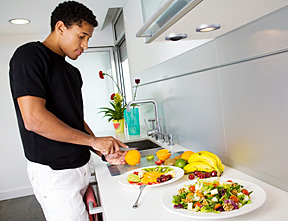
118 166 184 188
161 178 266 219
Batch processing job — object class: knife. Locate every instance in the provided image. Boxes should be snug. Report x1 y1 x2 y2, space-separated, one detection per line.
119 147 138 151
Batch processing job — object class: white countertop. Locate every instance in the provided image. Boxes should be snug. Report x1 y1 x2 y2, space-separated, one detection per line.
91 131 287 221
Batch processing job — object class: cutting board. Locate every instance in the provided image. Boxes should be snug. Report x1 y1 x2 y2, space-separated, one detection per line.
107 150 183 176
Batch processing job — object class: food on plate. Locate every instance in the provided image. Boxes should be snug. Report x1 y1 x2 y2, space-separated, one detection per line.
127 173 140 182
127 166 177 185
156 149 171 161
172 179 252 213
164 158 177 166
125 150 141 166
181 151 194 161
175 159 187 168
184 151 225 175
146 154 155 160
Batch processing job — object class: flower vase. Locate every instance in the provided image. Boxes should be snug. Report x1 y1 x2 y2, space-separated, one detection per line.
113 119 125 133
124 107 140 135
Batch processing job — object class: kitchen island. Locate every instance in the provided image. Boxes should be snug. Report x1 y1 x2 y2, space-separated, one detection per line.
91 132 287 221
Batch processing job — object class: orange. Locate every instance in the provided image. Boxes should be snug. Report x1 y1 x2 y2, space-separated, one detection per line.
141 171 162 184
125 150 141 166
181 151 194 161
156 149 171 161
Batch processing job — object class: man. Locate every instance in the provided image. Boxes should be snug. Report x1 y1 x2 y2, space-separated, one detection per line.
9 1 127 220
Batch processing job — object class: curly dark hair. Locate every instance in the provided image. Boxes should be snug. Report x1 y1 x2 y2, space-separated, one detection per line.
50 1 98 31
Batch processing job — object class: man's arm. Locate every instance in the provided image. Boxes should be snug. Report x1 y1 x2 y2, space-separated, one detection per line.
84 120 101 157
17 96 126 154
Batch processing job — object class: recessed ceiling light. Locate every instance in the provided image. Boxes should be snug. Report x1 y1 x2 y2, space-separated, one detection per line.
165 33 187 41
9 18 30 25
196 24 220 32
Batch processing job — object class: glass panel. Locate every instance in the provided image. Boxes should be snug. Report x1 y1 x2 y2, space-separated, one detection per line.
69 48 116 133
114 11 125 41
138 0 203 43
141 0 165 22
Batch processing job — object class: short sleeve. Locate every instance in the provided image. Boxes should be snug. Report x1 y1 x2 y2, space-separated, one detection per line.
10 43 48 100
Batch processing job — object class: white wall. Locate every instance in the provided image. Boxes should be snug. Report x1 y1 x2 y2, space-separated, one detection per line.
0 25 114 200
124 4 288 191
0 34 46 200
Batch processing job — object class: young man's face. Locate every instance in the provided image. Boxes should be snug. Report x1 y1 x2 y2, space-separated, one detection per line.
59 21 94 60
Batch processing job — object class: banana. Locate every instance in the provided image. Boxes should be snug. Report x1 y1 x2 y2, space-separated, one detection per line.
198 151 225 173
188 152 220 172
183 161 215 174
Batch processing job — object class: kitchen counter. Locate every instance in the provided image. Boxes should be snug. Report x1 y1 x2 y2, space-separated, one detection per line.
91 131 287 221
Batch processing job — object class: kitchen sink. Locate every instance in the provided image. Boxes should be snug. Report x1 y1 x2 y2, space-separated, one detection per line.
124 139 161 151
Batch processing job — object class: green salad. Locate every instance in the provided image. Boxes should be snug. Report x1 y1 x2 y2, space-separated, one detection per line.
172 178 252 213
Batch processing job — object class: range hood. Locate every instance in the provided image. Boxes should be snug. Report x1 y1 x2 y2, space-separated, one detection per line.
136 0 203 43
136 0 288 44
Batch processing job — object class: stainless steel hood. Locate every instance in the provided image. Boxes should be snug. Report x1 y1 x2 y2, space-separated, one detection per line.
136 0 288 43
136 0 203 43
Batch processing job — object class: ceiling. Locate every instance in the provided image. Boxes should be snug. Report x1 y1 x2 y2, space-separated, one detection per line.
0 0 125 36
0 0 287 43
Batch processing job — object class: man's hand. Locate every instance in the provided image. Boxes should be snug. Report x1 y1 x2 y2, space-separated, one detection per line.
105 151 127 165
91 136 128 155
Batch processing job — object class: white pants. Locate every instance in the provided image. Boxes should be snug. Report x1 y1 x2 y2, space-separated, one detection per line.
27 160 91 221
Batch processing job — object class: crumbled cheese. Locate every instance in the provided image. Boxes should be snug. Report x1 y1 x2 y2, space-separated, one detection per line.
210 188 218 195
211 197 218 202
188 203 193 211
237 192 244 197
243 195 249 202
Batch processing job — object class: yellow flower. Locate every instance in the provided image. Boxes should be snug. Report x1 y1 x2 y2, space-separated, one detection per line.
114 93 122 103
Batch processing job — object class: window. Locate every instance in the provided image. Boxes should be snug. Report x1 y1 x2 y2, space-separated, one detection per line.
113 10 132 103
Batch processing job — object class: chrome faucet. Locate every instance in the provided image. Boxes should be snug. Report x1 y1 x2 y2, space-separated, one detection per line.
127 99 173 145
127 99 162 137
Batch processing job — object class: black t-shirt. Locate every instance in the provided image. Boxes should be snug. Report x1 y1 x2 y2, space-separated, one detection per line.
9 41 91 170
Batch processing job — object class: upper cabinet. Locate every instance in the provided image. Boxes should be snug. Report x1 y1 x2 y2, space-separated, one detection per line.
137 0 288 43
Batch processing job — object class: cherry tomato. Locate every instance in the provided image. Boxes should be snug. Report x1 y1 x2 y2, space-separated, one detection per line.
227 180 233 183
133 171 139 175
189 185 195 192
242 189 249 195
230 195 239 204
155 160 163 165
